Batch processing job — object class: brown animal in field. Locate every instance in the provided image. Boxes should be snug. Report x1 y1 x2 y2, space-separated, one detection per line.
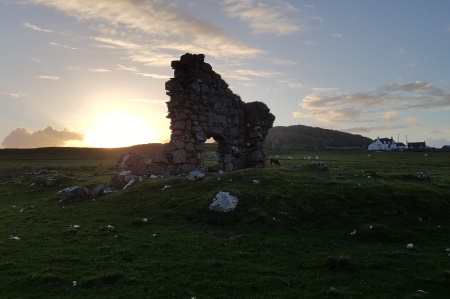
269 158 281 165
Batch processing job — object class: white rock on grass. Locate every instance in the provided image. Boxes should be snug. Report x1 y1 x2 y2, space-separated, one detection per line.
406 243 414 249
209 191 238 213
187 170 206 181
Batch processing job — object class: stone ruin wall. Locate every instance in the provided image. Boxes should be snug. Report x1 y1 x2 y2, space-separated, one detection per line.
161 53 275 174
113 53 275 184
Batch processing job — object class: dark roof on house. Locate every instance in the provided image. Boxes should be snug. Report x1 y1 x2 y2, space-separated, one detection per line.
397 142 406 146
408 142 426 148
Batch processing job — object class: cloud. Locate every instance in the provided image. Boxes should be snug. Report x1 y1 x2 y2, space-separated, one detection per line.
89 68 110 72
404 117 419 127
1 126 84 148
115 63 168 79
342 124 406 135
311 16 324 23
296 81 450 124
37 75 60 80
426 129 450 135
235 69 283 78
117 64 138 72
382 110 398 122
22 22 53 33
383 81 445 96
333 33 343 38
269 58 298 65
222 0 302 35
293 107 368 123
135 72 169 79
30 0 262 58
3 92 25 98
285 81 305 90
50 41 78 50
127 98 166 105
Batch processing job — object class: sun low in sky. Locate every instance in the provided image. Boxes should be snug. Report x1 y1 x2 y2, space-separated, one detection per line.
1 0 449 148
84 111 157 148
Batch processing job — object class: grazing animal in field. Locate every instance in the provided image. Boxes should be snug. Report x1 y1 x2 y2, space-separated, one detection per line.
269 158 281 165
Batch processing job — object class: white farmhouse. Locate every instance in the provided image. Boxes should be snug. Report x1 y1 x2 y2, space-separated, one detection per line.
368 137 397 151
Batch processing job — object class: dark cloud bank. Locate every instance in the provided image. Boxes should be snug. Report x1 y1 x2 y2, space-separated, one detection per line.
1 126 84 148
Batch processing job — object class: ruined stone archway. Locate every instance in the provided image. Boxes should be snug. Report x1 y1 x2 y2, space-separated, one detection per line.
112 54 276 184
162 53 275 175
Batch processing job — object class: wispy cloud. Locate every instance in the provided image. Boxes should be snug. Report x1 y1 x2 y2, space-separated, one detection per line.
22 22 52 33
310 16 324 23
3 92 22 98
93 37 140 50
235 69 283 78
116 63 168 79
269 58 298 65
117 64 138 72
50 41 78 50
342 124 406 135
30 0 262 58
135 72 170 79
222 0 302 35
89 68 110 72
37 75 60 80
404 117 419 128
28 57 42 63
127 98 166 104
426 129 450 135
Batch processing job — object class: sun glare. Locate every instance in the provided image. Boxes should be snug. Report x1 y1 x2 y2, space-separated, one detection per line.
85 112 156 148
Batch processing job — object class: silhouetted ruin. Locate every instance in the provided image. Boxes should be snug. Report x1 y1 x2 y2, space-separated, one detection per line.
113 53 275 185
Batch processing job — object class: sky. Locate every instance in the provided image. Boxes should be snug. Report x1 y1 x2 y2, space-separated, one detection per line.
1 0 450 148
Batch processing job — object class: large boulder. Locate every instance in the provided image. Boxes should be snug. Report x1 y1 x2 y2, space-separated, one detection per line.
209 191 238 212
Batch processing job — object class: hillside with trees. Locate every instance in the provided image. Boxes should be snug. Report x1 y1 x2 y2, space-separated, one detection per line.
265 125 372 150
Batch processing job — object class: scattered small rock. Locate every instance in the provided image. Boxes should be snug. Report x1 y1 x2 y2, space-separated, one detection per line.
406 243 414 249
252 179 260 184
45 178 57 187
416 170 429 180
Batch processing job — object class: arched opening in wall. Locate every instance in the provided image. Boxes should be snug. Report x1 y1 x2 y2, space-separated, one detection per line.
200 136 224 172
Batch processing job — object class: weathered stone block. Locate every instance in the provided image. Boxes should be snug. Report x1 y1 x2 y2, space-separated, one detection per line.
173 139 185 150
171 149 187 164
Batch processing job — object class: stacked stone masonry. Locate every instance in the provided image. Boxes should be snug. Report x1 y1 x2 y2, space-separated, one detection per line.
115 53 275 181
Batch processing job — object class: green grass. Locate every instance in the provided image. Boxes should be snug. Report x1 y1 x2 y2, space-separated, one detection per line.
0 148 449 298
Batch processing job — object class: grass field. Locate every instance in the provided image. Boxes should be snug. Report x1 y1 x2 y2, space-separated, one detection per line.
0 146 449 298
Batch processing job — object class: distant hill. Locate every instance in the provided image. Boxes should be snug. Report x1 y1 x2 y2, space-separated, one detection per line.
265 125 372 150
